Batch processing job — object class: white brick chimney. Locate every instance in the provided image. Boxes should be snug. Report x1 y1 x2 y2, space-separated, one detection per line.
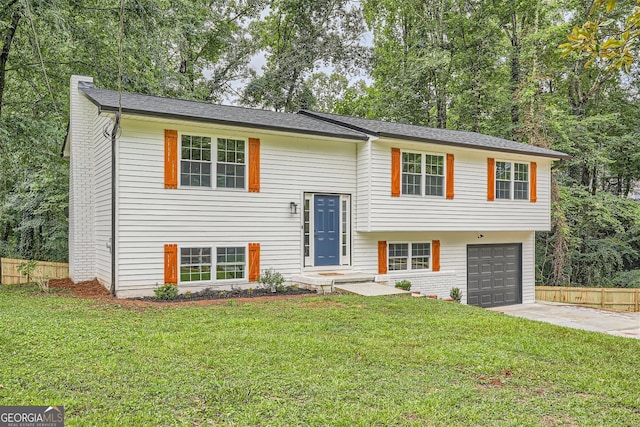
68 75 96 282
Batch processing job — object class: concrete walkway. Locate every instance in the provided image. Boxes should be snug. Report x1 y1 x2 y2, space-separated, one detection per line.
334 282 410 296
491 302 640 340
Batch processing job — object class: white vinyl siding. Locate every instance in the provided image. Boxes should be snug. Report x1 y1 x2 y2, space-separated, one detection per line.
359 139 551 232
114 118 357 295
93 112 114 288
352 231 536 304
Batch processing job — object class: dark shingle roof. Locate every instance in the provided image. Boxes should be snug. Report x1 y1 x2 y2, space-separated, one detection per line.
79 84 368 141
78 81 568 159
299 110 570 159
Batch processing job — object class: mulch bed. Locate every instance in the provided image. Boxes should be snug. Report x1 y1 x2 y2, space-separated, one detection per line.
49 278 111 299
46 278 320 308
133 286 315 302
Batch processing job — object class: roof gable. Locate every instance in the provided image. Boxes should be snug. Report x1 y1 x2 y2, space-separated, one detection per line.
79 85 368 141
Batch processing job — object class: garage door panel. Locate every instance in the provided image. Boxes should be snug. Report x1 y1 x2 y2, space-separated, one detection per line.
493 262 506 273
479 278 494 289
480 294 493 305
480 248 492 258
467 244 522 308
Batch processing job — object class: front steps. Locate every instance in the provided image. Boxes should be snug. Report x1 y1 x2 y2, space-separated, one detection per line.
290 272 408 296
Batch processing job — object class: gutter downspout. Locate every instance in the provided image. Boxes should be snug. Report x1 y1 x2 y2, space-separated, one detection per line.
551 159 566 170
110 112 120 297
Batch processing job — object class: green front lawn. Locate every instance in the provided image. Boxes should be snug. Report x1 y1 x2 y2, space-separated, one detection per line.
1 284 638 426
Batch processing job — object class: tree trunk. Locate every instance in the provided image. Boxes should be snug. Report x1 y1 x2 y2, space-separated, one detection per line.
436 83 447 129
0 7 21 119
508 13 520 137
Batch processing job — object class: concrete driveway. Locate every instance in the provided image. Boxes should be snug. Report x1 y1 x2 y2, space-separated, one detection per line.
490 302 640 340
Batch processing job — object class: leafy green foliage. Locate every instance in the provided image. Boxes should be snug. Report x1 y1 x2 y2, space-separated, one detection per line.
559 0 640 72
258 267 286 292
153 283 179 300
449 287 462 303
394 280 411 291
242 0 366 111
611 270 640 288
16 260 37 282
537 187 640 287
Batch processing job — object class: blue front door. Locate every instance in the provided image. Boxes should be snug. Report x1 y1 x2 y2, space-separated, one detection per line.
314 195 340 266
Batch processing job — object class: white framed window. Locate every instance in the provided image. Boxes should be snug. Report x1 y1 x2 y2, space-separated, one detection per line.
401 151 445 197
180 134 247 189
179 245 247 283
424 154 444 196
216 246 246 280
388 242 430 271
216 138 246 189
180 247 212 282
402 152 422 195
496 161 528 200
180 135 212 187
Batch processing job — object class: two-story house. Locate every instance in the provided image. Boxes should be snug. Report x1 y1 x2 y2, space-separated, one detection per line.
63 76 569 307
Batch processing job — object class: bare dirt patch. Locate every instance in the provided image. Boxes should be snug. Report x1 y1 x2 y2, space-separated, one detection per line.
49 278 111 299
477 369 513 389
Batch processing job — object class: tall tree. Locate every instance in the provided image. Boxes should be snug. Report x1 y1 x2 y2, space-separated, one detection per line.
242 0 366 112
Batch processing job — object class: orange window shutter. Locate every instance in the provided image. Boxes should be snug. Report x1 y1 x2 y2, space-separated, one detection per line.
248 138 260 192
248 243 260 282
446 153 455 200
378 241 388 274
530 162 537 203
391 148 401 197
164 244 178 284
164 130 178 189
487 158 495 201
431 240 440 272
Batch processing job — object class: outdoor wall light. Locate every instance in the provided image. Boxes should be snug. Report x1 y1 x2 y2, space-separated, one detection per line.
290 201 298 214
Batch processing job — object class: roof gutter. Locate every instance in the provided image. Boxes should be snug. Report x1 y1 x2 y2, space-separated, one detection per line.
110 111 120 297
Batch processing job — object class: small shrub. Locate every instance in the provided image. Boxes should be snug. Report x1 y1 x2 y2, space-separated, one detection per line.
450 287 462 303
154 283 178 300
395 280 411 291
184 290 192 299
259 268 285 292
17 260 37 283
35 275 50 293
